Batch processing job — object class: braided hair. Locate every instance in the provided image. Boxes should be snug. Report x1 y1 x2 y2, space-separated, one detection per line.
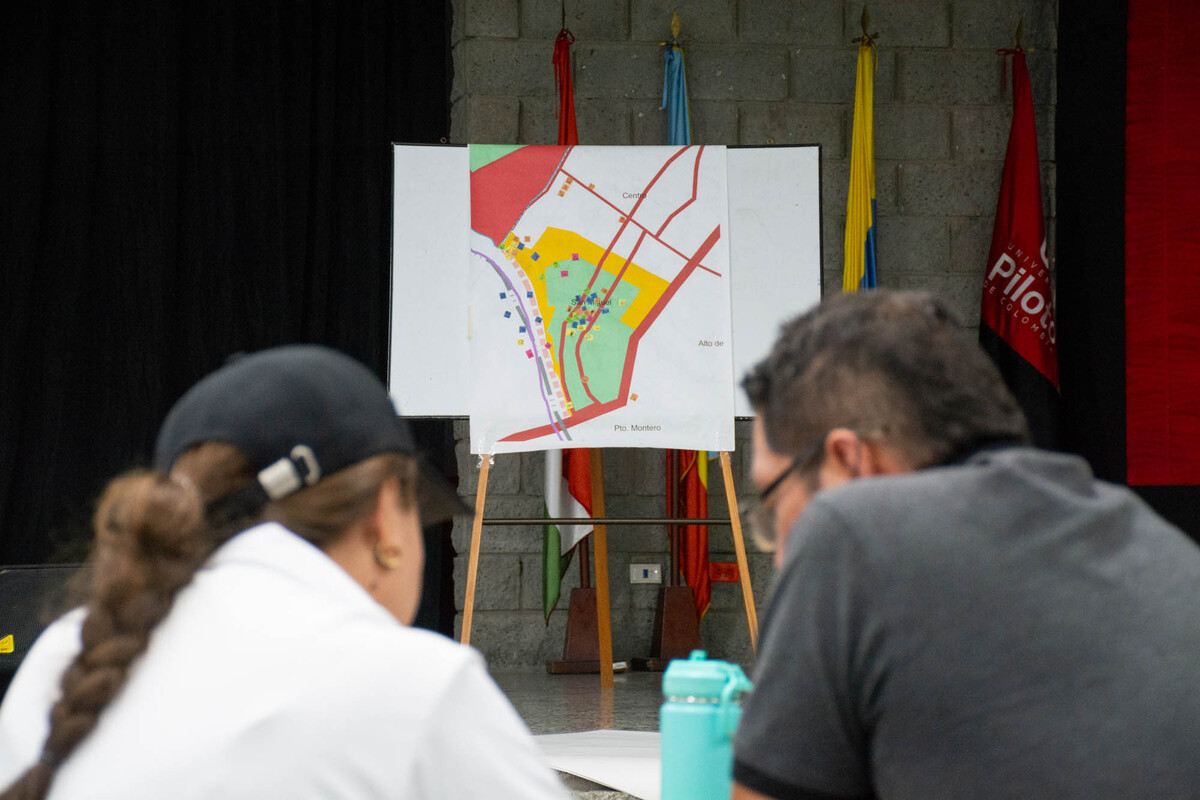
1 443 416 799
2 470 207 799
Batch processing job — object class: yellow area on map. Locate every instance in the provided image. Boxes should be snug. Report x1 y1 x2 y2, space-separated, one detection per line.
505 227 668 332
0 635 12 654
501 227 670 396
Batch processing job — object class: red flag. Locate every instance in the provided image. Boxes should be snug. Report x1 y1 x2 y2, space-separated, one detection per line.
552 26 592 578
679 452 711 617
979 49 1060 447
555 26 589 531
553 29 578 147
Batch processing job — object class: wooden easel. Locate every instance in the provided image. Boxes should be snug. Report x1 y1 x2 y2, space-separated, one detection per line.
459 450 759 689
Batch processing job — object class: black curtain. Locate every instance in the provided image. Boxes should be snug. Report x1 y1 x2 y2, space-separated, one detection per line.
1056 0 1127 485
0 1 455 588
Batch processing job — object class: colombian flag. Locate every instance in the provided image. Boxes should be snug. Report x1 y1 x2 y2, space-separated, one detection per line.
843 40 877 292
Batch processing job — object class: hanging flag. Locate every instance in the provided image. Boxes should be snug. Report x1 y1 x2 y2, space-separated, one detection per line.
542 449 593 621
552 28 578 147
843 38 878 292
543 24 592 621
660 24 709 618
678 452 711 617
979 49 1060 447
661 41 691 145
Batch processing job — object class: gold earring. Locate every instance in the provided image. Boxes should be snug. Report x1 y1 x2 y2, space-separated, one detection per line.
373 542 402 570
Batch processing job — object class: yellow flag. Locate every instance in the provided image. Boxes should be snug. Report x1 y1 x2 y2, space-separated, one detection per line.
843 40 878 292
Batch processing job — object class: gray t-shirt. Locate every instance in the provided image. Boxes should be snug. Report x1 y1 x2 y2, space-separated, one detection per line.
733 447 1200 799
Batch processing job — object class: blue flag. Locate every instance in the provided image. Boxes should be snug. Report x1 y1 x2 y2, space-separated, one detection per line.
661 45 691 146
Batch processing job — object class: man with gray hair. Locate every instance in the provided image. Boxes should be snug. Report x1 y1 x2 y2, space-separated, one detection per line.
731 290 1200 800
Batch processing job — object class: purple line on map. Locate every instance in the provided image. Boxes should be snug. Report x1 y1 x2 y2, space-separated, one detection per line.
471 249 564 439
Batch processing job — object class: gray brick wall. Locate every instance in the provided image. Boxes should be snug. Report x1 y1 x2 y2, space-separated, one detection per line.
449 0 1058 667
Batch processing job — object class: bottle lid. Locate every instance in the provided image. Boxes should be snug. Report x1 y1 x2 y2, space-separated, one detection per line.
662 650 752 699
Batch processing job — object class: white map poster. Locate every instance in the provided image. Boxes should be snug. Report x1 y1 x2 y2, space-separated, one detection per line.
468 144 734 455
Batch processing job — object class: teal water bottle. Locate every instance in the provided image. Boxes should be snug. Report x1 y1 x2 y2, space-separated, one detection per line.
660 650 753 800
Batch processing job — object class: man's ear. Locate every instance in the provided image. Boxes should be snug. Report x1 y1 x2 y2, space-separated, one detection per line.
822 428 899 480
823 428 864 481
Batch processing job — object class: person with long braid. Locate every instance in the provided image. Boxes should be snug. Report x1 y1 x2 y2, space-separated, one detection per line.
0 346 566 800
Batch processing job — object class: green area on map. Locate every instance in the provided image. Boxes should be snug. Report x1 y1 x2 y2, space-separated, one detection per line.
469 144 525 171
544 260 639 406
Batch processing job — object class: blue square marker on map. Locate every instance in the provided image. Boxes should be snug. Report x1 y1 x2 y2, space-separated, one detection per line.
526 291 533 298
535 316 542 323
531 253 540 261
499 292 506 299
519 326 526 333
504 311 512 318
602 308 610 314
517 242 525 250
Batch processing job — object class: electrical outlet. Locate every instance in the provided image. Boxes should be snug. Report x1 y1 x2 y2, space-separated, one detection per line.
629 563 662 584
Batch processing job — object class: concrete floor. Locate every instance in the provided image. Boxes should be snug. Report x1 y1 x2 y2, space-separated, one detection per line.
495 669 663 734
494 670 665 798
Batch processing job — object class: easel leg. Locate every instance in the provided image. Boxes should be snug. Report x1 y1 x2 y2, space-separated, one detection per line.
719 451 759 652
589 449 615 689
460 456 491 646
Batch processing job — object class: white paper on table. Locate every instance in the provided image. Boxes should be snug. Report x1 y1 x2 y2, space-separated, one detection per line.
535 729 661 800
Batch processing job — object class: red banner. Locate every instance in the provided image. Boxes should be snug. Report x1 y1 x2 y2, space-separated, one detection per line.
979 50 1060 448
1125 0 1200 484
679 452 710 617
980 51 1058 388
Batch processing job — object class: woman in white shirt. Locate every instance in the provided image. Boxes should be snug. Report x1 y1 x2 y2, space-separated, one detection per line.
0 345 566 800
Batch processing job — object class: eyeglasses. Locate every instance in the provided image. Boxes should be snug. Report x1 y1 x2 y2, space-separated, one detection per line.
746 436 826 553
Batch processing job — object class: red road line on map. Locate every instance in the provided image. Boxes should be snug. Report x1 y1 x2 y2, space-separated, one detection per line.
500 224 721 443
558 163 722 279
613 225 721 400
570 149 701 405
571 145 690 312
573 229 647 405
655 146 704 238
523 148 580 411
556 146 690 395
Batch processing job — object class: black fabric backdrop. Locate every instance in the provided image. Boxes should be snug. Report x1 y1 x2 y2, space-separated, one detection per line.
0 2 457 628
1057 0 1200 541
1057 0 1127 486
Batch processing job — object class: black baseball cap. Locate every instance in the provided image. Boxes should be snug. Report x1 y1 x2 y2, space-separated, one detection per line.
154 345 470 524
